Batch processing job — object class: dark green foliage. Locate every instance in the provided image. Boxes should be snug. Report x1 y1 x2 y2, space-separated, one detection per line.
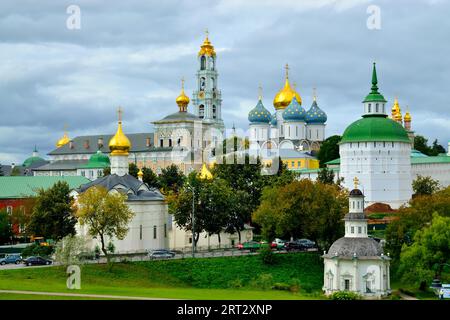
159 164 185 194
0 164 4 176
21 244 54 258
27 181 76 240
10 167 21 176
414 135 446 156
317 167 335 185
0 210 12 244
259 247 275 265
330 291 361 300
412 175 440 196
128 163 139 178
142 167 160 189
317 135 341 167
103 167 111 176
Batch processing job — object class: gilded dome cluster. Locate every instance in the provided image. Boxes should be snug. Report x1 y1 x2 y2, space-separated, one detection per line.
273 64 302 110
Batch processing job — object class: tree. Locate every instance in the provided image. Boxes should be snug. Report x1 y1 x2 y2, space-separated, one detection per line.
27 181 77 240
103 167 111 176
76 186 134 263
385 186 450 263
159 164 185 194
142 167 160 189
10 166 21 176
317 167 335 185
431 139 446 156
317 135 341 168
397 214 450 289
0 164 4 176
54 235 89 266
253 179 348 249
128 163 139 178
412 175 440 196
414 135 431 155
0 210 12 244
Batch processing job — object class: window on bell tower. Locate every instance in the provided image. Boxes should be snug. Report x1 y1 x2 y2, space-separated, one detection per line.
199 105 205 119
212 105 217 119
201 56 206 70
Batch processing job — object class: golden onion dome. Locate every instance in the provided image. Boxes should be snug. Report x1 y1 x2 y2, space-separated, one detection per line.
404 110 411 122
394 111 403 122
198 163 213 180
137 168 144 178
56 132 70 147
109 108 131 156
273 64 302 110
176 78 190 112
391 97 401 118
198 30 216 57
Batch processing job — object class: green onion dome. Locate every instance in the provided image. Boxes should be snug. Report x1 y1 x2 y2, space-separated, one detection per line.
22 156 45 167
81 150 111 169
248 99 271 123
305 99 327 124
341 115 410 143
282 96 306 121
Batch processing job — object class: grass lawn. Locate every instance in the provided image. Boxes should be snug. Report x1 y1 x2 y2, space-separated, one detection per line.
0 252 325 300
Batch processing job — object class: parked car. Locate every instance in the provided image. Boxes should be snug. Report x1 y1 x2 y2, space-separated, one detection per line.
148 249 175 259
23 256 52 266
271 238 286 250
236 241 272 252
0 254 23 265
285 239 317 251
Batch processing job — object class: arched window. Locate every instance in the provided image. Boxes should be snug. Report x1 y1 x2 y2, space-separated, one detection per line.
376 103 379 112
368 103 371 113
201 56 206 70
212 105 216 119
199 105 205 119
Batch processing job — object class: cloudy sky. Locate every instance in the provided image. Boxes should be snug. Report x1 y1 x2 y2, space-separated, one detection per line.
0 0 449 163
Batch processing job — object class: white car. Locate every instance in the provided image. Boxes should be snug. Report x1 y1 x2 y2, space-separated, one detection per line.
439 284 450 299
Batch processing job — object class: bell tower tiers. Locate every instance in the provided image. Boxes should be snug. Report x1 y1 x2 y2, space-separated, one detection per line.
192 30 224 131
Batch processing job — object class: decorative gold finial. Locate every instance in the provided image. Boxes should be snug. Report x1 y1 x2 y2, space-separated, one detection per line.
313 87 317 102
205 28 209 39
258 84 263 100
285 63 289 79
117 106 123 122
181 76 185 91
353 177 359 189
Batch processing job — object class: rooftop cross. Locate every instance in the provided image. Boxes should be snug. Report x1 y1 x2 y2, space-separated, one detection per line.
258 84 263 100
353 176 360 189
313 87 317 101
285 63 289 79
117 106 123 122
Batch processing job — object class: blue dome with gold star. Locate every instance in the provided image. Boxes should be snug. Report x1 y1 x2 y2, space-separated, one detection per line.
282 96 306 121
305 99 327 124
248 99 271 123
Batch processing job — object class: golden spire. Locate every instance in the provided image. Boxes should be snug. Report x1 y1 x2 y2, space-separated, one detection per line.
108 107 131 156
56 124 70 147
199 163 213 180
198 29 216 56
353 177 360 189
176 77 190 112
273 63 302 109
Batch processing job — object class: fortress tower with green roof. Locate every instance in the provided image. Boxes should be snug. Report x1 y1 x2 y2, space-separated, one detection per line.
339 63 413 209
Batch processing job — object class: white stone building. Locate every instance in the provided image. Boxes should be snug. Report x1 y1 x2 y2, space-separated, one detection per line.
323 183 391 298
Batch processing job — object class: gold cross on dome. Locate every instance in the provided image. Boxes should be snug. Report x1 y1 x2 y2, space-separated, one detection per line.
205 28 209 39
63 123 68 133
313 87 317 101
285 63 289 79
181 77 185 90
117 106 123 122
258 84 263 100
353 177 359 189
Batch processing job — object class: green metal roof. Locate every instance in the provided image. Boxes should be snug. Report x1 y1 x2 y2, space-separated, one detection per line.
340 116 410 143
324 158 341 165
290 167 340 174
0 176 90 199
324 154 450 166
79 150 110 169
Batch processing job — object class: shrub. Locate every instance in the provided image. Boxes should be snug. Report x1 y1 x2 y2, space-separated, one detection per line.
272 282 290 291
228 278 244 289
259 247 275 265
289 278 301 293
250 273 273 290
21 244 54 258
330 291 361 300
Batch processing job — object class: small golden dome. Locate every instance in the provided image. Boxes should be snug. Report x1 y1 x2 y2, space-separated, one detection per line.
56 132 70 147
109 108 131 156
198 30 216 57
394 111 403 122
404 111 411 122
273 64 302 110
391 97 401 118
199 163 213 180
176 78 190 112
137 168 144 178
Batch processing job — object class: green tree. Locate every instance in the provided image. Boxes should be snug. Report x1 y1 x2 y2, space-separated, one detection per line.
0 164 4 176
397 214 450 289
54 235 89 266
159 164 185 194
103 167 111 176
414 135 431 155
10 166 21 176
128 163 139 178
253 179 348 249
317 135 341 167
142 167 160 189
431 139 446 156
76 186 134 264
412 175 440 196
385 186 450 263
27 181 76 240
317 167 335 185
0 210 12 244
